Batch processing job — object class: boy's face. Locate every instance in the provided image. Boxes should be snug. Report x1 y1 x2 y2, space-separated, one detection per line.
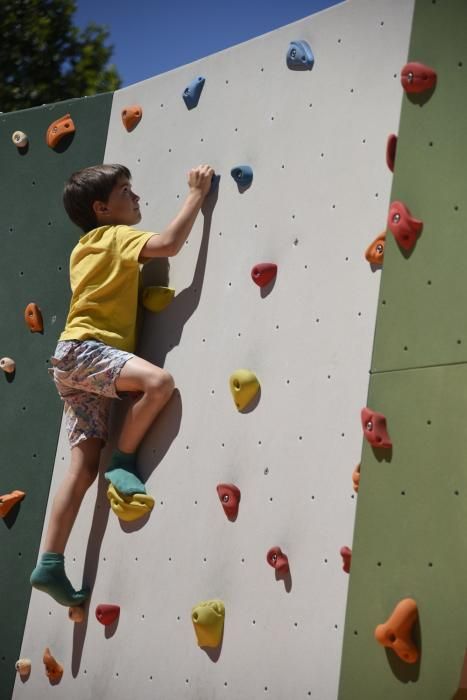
93 177 141 226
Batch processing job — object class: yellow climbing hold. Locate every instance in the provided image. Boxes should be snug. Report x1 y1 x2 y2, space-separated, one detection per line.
106 484 155 522
229 370 260 411
142 286 175 312
192 600 225 648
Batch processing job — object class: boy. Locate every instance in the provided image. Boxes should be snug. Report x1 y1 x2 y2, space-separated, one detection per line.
30 162 215 606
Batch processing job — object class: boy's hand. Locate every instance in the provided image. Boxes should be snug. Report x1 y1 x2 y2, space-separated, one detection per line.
188 164 215 198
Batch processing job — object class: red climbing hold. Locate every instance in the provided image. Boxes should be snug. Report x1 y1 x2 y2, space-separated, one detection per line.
216 484 241 519
387 201 423 251
386 134 397 172
251 263 277 288
95 604 120 626
267 546 289 574
340 546 352 573
361 408 392 449
401 62 437 94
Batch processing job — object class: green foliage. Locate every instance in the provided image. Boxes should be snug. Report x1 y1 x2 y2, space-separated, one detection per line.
0 0 122 112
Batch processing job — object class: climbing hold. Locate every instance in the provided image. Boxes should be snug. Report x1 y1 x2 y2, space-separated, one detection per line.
0 490 25 518
375 598 419 664
183 76 205 110
0 357 15 374
401 62 437 94
229 369 260 411
365 232 386 265
230 165 253 190
43 647 63 682
141 286 175 312
192 600 225 648
68 606 85 623
286 40 314 70
216 484 241 519
96 603 120 626
121 105 143 131
46 113 75 149
387 201 423 251
12 131 28 148
24 302 44 333
106 483 154 522
340 546 352 573
251 263 278 288
15 659 31 677
386 134 397 172
267 546 289 575
352 464 360 493
361 408 392 449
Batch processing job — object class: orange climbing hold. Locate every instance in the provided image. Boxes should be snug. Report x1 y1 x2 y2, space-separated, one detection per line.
0 490 25 518
43 647 63 682
352 464 360 493
375 598 419 664
68 606 85 623
365 232 386 265
121 105 143 131
24 302 43 333
46 114 75 149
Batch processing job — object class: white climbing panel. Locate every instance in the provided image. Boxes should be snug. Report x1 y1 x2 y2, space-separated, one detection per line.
14 0 415 698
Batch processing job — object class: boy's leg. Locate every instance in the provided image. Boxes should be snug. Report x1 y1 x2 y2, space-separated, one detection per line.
104 357 174 494
115 357 175 452
30 437 103 606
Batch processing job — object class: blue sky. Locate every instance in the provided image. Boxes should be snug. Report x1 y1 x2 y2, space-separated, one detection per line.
75 0 343 87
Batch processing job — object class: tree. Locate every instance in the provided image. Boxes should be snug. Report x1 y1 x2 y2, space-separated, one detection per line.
0 0 122 113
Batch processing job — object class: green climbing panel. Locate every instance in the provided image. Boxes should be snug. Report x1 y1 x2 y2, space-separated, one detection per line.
339 1 467 698
0 92 113 700
371 0 467 373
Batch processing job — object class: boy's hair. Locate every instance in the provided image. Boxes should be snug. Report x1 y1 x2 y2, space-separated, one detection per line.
63 164 132 233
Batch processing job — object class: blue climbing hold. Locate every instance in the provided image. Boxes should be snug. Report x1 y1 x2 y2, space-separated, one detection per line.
286 41 314 71
183 76 205 110
230 166 253 191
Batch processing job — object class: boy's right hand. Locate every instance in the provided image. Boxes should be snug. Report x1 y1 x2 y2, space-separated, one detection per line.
188 164 215 198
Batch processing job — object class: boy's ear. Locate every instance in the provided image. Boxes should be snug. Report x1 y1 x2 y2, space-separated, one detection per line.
92 200 109 216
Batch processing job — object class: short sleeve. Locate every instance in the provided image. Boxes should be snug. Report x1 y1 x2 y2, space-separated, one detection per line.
114 226 156 263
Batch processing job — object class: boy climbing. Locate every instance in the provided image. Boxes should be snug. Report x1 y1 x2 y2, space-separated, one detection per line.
30 162 215 606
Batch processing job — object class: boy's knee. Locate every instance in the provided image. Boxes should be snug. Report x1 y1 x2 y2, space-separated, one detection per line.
147 370 175 398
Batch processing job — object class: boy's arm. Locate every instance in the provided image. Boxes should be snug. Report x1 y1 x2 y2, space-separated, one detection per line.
138 164 214 262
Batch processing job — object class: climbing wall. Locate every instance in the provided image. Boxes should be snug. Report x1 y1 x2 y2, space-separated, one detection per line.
338 1 467 698
7 1 415 698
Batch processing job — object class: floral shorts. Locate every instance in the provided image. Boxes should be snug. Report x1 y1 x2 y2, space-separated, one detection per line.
48 339 135 449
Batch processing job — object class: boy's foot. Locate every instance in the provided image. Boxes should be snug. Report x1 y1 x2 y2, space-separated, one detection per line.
104 449 146 495
30 553 90 607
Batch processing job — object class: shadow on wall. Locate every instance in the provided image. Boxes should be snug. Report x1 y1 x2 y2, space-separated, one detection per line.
112 189 218 482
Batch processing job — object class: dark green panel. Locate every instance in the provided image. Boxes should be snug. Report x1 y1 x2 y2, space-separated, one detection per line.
339 364 467 698
371 0 467 373
0 93 113 700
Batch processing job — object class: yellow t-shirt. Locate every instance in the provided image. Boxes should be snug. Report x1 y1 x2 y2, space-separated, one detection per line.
59 225 155 352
